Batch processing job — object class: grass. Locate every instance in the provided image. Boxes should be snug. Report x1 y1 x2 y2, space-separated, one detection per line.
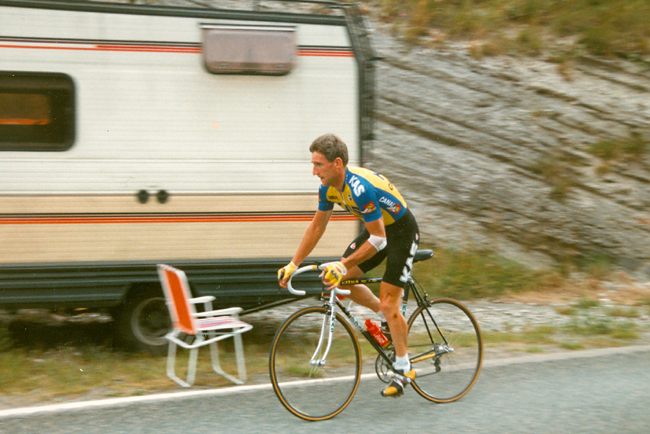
564 317 640 340
0 346 168 400
528 155 577 200
483 317 644 352
412 247 557 300
604 307 641 318
0 337 255 403
587 133 649 162
575 297 601 310
558 341 585 350
371 0 650 59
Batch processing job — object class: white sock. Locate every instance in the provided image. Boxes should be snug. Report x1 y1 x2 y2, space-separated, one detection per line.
394 355 410 372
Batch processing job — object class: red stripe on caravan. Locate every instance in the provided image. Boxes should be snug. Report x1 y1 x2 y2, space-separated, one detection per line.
0 44 201 53
94 45 202 53
0 214 358 225
298 50 354 57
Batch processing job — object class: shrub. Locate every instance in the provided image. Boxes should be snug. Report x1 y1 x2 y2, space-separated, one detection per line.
413 247 551 299
372 0 650 57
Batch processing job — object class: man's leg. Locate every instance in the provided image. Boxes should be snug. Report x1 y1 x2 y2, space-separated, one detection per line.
379 281 407 358
339 266 381 313
379 280 415 397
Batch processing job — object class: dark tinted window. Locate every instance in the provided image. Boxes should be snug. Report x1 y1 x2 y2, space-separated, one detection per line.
202 25 296 75
0 72 75 151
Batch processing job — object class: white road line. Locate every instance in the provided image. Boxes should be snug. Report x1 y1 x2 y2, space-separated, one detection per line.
0 383 273 419
2 344 649 419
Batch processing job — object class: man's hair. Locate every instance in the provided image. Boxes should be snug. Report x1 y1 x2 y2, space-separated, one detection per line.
309 134 349 166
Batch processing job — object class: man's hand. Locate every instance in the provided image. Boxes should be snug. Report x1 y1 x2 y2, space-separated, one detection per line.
321 261 347 289
278 262 297 288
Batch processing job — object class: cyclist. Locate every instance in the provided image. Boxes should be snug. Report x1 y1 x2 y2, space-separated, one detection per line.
278 133 420 398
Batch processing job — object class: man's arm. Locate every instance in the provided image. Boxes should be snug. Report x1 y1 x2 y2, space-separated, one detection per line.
320 217 385 289
341 217 386 271
279 209 332 288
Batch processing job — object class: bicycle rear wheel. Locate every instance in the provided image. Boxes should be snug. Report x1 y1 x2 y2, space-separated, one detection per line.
407 298 483 403
269 306 361 421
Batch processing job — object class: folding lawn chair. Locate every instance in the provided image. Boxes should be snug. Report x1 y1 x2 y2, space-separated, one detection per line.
157 264 253 387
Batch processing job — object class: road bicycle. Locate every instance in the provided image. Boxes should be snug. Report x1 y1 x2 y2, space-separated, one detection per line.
269 249 483 421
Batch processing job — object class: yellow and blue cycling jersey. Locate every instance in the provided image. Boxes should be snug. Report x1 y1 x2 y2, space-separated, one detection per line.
317 167 408 225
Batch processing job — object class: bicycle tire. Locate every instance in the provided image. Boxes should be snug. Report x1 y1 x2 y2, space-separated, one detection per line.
407 298 483 403
269 306 362 421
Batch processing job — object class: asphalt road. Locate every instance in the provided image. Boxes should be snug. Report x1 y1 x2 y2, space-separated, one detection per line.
2 346 649 434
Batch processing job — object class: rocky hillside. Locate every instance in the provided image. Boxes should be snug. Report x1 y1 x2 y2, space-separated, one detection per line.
365 21 650 279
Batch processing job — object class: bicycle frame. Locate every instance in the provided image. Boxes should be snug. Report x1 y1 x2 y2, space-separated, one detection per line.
286 262 452 370
337 275 451 368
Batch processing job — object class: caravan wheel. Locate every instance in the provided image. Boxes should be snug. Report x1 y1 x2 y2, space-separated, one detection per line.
114 285 170 355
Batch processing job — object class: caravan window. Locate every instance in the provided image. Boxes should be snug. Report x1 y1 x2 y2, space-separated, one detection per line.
202 25 296 75
0 72 75 151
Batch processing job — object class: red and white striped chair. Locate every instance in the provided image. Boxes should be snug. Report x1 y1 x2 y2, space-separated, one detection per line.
157 264 253 388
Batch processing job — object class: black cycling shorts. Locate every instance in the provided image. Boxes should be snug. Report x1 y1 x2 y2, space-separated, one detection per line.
343 208 420 289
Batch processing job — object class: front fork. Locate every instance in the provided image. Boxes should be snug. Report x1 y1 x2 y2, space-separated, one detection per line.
309 290 339 366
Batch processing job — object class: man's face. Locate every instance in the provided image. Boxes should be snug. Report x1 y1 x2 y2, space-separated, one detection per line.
311 151 339 187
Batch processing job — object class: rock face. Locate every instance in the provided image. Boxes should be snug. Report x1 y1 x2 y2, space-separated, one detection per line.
365 23 650 279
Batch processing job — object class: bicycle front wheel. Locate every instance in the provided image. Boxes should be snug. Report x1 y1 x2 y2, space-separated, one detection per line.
408 298 483 403
269 306 361 421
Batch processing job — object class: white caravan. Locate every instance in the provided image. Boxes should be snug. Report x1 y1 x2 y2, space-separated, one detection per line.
0 0 375 351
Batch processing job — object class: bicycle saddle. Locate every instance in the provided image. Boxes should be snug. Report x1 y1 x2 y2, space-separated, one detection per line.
414 249 434 263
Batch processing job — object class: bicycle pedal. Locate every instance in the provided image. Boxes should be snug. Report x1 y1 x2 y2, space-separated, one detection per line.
388 368 415 384
389 372 413 384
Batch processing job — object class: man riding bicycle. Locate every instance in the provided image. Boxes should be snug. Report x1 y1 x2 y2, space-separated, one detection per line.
278 133 420 398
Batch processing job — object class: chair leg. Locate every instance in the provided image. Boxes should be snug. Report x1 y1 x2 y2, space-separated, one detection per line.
167 341 192 388
186 347 199 387
234 332 247 383
209 339 244 385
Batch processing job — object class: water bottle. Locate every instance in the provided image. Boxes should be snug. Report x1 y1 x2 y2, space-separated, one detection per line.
365 319 390 348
